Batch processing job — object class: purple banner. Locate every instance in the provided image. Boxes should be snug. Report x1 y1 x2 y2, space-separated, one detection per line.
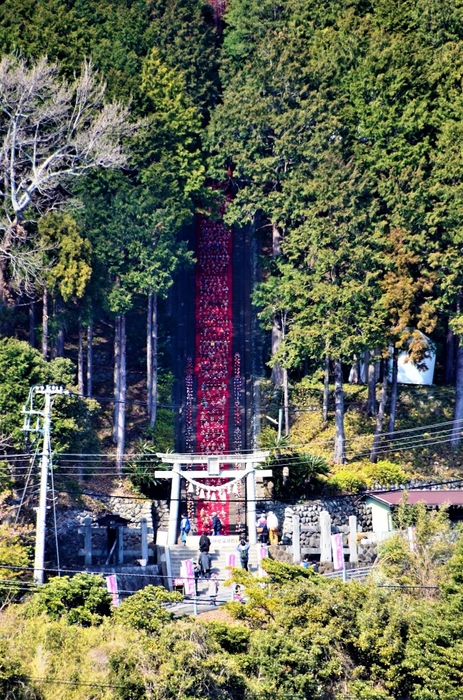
106 574 120 607
257 545 268 577
226 552 236 577
180 559 195 595
331 533 344 571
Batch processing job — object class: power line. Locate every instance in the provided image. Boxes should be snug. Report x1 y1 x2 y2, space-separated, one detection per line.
1 414 463 465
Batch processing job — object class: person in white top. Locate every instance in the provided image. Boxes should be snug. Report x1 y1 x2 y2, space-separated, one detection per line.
267 511 279 545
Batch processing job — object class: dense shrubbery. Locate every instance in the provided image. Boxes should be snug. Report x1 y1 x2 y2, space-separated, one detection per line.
114 585 182 633
0 338 99 455
0 534 461 699
0 548 463 700
24 573 112 626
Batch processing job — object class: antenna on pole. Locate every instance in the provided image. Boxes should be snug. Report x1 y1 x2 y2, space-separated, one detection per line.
22 384 72 584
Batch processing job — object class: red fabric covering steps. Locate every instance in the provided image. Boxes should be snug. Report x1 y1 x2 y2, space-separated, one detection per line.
233 353 242 451
184 358 195 522
193 212 233 534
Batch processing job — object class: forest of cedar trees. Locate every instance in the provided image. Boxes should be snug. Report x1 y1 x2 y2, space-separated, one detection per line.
1 0 463 698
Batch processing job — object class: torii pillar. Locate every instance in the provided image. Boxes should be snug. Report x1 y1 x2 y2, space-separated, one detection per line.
155 452 271 545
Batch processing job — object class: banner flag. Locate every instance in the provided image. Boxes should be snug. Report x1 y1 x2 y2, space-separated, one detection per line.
106 574 120 607
226 552 236 578
331 533 344 571
180 559 196 595
257 545 268 577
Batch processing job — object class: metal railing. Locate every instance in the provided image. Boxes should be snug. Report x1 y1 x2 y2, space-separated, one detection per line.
323 565 373 581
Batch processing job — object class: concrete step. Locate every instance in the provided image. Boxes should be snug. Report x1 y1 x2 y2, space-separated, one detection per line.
167 542 262 581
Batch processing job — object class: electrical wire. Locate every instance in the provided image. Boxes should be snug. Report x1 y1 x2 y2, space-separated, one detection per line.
49 453 61 577
2 414 463 468
14 445 39 523
2 414 462 463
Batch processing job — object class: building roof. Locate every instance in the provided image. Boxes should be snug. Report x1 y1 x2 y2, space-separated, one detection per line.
366 490 463 507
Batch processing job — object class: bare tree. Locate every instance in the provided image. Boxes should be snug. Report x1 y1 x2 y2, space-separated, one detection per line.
0 55 134 294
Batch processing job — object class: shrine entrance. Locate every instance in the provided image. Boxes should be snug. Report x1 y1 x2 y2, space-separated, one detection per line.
155 452 271 545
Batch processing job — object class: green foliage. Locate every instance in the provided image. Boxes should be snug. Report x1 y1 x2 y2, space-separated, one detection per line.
205 621 250 654
377 500 454 587
108 649 147 700
142 0 219 118
24 573 113 626
0 501 33 605
0 640 42 700
259 428 329 497
5 560 463 699
0 0 154 99
114 586 182 634
260 557 317 584
327 469 367 494
124 441 172 497
0 338 99 455
364 461 408 487
38 213 92 302
326 460 408 495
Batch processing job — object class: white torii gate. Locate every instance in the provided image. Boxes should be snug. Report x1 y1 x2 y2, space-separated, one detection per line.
155 452 271 545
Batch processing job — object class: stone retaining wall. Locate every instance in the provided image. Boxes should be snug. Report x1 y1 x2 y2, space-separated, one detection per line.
256 496 374 564
48 496 169 569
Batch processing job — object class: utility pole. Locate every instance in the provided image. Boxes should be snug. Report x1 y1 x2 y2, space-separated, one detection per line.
34 386 52 585
23 385 72 584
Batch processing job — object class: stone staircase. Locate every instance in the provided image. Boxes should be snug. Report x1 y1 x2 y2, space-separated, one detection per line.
166 537 261 607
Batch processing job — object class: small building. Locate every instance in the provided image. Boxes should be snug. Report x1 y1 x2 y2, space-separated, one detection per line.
365 490 463 535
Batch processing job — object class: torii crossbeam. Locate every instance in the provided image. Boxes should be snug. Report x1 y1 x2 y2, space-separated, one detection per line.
155 452 271 545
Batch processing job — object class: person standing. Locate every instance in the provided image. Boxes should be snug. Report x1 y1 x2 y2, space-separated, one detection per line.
256 514 268 544
208 573 219 605
193 561 201 594
199 550 212 579
267 511 279 545
211 512 222 536
236 537 250 571
199 531 211 553
180 514 191 545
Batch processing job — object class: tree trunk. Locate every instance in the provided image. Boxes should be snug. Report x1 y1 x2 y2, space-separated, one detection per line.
282 366 290 436
370 357 389 463
29 301 35 348
387 351 398 436
333 359 346 464
115 314 126 474
52 296 64 358
113 315 122 443
271 326 284 386
77 321 84 395
55 322 64 357
445 326 456 385
147 292 158 428
87 324 93 398
42 289 48 360
147 293 152 414
451 339 463 449
270 222 284 387
323 355 330 422
366 350 378 416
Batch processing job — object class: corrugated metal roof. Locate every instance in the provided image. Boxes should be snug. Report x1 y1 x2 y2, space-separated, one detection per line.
366 490 463 507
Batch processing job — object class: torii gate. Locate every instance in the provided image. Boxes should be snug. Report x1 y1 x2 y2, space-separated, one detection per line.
155 452 271 545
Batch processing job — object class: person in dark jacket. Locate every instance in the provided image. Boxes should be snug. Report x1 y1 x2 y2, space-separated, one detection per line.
236 538 250 571
199 550 211 579
211 512 222 536
199 531 211 553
